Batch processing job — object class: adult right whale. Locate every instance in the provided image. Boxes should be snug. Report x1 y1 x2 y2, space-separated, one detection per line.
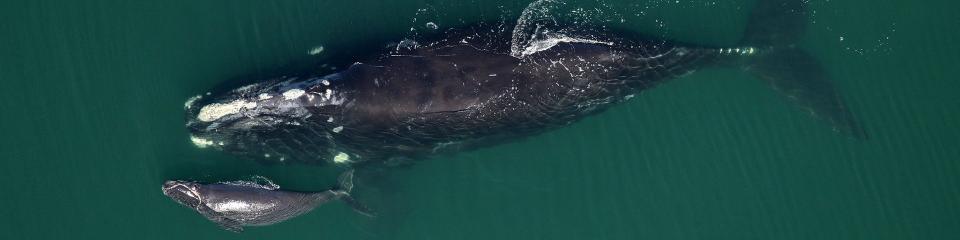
184 0 865 165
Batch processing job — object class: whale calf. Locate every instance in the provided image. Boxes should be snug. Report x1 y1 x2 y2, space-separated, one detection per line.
184 0 864 166
162 171 372 232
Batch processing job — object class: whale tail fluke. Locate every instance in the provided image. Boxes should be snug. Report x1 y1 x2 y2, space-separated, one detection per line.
736 0 867 139
334 170 377 217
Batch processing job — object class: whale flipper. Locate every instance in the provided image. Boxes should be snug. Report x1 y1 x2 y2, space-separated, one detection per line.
212 218 244 233
738 0 867 139
332 170 376 217
339 195 376 217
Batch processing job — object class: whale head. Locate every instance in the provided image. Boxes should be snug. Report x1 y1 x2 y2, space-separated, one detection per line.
162 180 204 209
184 76 346 164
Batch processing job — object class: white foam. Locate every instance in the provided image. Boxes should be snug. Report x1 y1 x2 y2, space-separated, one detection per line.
510 0 563 57
197 100 257 122
190 135 215 148
235 83 260 92
258 93 273 100
520 35 613 57
282 89 305 100
184 95 202 110
308 46 325 55
220 176 279 190
333 152 351 164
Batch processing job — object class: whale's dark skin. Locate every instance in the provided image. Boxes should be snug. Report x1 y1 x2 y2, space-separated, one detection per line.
184 0 864 166
162 171 370 232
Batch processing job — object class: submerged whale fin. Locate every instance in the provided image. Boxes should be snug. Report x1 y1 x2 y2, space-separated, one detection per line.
741 48 867 138
213 218 244 233
736 0 867 139
332 170 376 217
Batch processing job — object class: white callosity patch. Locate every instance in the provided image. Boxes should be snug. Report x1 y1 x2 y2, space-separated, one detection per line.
190 135 215 148
520 34 613 57
309 88 345 106
333 152 351 164
258 93 273 100
332 126 344 133
282 89 305 100
197 99 257 122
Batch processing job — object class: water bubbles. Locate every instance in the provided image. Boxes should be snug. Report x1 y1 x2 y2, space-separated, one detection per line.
510 0 625 58
307 45 324 55
396 39 419 51
425 22 438 29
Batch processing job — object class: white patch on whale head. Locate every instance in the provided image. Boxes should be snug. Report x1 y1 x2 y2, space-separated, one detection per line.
258 93 273 100
332 126 344 133
282 89 305 100
333 152 351 164
197 100 257 122
190 135 215 148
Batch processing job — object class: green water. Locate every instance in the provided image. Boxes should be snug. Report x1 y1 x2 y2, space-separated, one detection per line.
1 0 958 239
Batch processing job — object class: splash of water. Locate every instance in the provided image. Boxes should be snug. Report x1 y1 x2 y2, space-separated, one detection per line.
510 0 566 58
220 175 280 190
